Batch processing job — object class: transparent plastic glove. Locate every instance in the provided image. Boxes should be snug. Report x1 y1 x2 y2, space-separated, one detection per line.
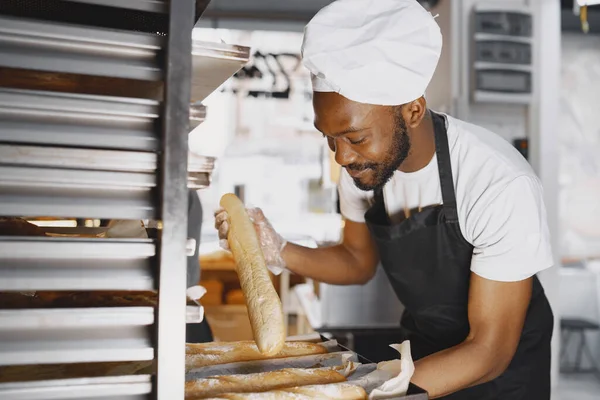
214 207 288 275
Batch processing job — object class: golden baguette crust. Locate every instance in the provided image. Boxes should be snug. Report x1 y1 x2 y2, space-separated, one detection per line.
185 341 328 369
204 383 367 400
219 194 285 356
185 368 347 399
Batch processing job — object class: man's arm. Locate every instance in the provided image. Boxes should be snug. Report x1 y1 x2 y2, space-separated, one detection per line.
410 273 532 398
282 219 379 285
216 207 379 286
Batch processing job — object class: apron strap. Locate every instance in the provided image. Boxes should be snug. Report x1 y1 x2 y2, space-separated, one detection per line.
431 112 459 223
373 188 391 225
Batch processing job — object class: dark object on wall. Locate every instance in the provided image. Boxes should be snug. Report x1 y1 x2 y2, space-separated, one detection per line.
513 138 529 161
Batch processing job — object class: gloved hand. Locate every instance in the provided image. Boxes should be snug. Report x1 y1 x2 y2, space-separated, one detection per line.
214 207 288 275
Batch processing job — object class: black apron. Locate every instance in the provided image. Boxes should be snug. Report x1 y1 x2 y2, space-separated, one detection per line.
364 112 554 399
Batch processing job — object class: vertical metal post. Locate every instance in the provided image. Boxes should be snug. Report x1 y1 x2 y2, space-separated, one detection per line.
155 0 194 398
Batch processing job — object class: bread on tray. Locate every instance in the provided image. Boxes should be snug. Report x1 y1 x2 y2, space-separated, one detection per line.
204 382 367 399
185 341 328 370
185 367 347 399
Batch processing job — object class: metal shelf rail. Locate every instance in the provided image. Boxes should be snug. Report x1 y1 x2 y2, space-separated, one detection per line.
0 0 197 398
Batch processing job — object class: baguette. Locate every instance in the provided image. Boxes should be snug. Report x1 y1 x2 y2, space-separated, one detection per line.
206 383 367 400
219 194 285 356
185 341 328 370
185 367 347 399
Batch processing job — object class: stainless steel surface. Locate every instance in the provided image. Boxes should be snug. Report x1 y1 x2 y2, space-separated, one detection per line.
0 0 233 396
189 103 207 129
64 0 168 12
187 172 212 189
0 16 163 80
0 375 152 400
0 308 154 366
191 40 250 102
0 144 215 218
0 146 158 173
0 88 160 151
0 237 155 291
0 190 154 220
154 0 194 397
0 166 155 219
0 145 215 173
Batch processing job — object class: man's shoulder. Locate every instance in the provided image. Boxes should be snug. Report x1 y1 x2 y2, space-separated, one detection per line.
447 115 537 185
446 115 543 227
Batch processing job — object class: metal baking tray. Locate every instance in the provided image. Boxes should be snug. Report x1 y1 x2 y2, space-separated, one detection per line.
325 336 428 400
0 89 207 151
0 375 152 399
0 144 216 219
0 145 215 174
0 88 160 151
0 168 155 219
0 307 154 366
191 40 250 102
63 0 169 13
0 236 155 291
0 16 164 81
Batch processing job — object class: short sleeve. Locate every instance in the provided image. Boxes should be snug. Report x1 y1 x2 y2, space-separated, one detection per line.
338 168 372 223
469 176 554 282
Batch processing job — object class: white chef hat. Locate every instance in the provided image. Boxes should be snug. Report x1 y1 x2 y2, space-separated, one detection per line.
301 0 442 106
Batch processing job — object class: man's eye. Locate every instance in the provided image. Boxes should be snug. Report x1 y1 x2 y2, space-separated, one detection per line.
349 138 366 145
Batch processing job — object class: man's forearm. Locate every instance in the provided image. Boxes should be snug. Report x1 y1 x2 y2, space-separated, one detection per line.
411 339 508 399
281 242 374 285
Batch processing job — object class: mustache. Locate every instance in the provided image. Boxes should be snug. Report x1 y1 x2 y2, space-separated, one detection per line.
345 162 377 171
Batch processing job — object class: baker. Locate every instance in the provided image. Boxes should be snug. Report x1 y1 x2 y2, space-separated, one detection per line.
215 0 554 398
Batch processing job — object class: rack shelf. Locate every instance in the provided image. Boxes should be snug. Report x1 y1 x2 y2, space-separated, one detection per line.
0 375 153 399
0 16 164 81
0 237 155 291
0 307 154 365
0 0 248 397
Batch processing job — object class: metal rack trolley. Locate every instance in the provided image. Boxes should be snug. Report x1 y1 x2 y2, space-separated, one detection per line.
0 1 248 398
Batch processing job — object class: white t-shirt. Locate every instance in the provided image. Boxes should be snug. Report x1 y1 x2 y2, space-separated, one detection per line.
338 114 553 282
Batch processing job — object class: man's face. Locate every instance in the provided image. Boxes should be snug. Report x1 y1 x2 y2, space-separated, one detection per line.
313 92 410 191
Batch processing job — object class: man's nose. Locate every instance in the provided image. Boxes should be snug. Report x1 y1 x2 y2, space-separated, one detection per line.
333 139 356 167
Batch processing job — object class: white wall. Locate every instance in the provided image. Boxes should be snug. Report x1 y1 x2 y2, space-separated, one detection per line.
558 32 600 258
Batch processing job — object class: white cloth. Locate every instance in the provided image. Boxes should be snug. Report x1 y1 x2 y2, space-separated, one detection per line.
301 0 442 106
338 114 554 282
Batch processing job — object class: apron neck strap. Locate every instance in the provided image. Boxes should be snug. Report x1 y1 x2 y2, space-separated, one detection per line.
431 112 458 222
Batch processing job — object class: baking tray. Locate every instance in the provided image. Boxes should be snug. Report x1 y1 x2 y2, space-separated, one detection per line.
0 15 163 81
0 375 152 399
191 40 250 102
0 236 155 291
0 144 216 219
0 144 215 174
323 335 428 400
0 307 154 366
0 87 160 151
0 88 207 151
185 336 428 400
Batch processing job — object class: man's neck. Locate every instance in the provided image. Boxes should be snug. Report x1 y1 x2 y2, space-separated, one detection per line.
398 111 436 173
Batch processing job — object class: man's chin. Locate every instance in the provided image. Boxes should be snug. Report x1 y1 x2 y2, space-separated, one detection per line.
351 169 395 192
351 176 380 192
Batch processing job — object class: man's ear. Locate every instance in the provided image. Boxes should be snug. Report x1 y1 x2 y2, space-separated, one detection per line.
401 96 427 129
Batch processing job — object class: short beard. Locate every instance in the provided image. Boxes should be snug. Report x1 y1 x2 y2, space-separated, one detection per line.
348 110 411 192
